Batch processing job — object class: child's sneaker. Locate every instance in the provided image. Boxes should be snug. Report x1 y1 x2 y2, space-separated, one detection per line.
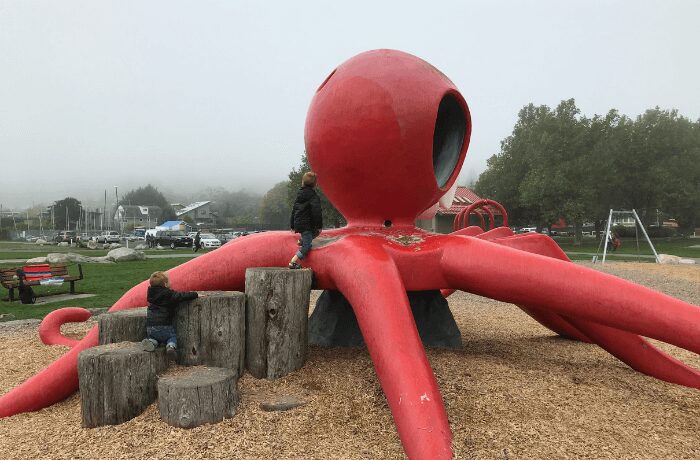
288 262 302 269
141 338 157 352
166 344 178 361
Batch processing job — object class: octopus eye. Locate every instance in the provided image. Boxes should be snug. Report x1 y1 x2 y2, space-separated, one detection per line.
432 93 466 188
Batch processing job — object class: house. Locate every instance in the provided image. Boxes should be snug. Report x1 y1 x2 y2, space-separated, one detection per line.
114 205 163 230
176 201 217 224
416 186 503 234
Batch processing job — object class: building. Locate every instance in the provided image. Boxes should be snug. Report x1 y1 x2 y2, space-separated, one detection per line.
114 205 163 230
416 186 503 234
176 201 217 225
156 220 191 232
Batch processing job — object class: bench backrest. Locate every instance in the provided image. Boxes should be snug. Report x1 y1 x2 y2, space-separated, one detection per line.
0 264 69 286
22 264 53 281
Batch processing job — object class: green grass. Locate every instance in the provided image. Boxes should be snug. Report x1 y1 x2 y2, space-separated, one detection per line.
0 241 196 260
556 236 700 259
0 258 185 320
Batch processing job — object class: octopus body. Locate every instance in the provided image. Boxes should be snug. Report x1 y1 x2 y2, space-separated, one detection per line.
2 50 699 460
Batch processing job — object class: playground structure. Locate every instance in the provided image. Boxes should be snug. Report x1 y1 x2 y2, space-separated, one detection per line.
0 50 699 459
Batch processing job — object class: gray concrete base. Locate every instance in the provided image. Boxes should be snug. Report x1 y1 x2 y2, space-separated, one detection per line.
309 290 462 348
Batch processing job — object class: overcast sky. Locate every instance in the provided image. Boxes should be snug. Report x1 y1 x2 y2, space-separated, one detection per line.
1 0 699 209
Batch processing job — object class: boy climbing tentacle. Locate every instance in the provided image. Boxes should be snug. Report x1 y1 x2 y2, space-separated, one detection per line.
142 271 199 361
289 171 323 269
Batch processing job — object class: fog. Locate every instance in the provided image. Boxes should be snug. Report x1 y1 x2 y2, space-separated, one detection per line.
1 0 699 209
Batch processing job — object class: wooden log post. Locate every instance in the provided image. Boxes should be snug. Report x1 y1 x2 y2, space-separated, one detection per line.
158 366 239 428
98 307 147 345
245 268 313 379
78 342 168 427
176 291 245 375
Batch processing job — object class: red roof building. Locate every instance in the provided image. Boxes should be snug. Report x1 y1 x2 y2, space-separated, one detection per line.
416 186 503 234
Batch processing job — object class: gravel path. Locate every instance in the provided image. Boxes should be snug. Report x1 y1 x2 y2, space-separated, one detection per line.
0 262 698 459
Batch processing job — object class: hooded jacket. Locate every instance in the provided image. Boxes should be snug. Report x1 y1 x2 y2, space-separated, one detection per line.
146 285 198 326
290 185 323 233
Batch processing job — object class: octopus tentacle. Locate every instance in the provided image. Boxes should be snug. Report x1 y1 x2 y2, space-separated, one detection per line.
442 230 592 342
0 231 299 418
39 308 93 347
321 236 452 460
485 233 592 342
441 236 700 386
491 233 700 387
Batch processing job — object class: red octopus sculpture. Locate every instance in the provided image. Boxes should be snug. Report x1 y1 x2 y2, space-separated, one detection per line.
1 49 699 460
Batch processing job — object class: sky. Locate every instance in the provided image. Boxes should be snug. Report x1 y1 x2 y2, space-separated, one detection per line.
1 0 699 210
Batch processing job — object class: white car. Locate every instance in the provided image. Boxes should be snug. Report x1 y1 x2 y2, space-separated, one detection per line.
198 233 221 249
97 231 121 243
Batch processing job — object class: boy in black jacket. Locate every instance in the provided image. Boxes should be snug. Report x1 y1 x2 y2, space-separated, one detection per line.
141 271 198 360
289 171 323 269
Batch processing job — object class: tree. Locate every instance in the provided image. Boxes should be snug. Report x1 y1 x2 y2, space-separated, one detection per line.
475 101 700 239
288 152 345 228
52 197 82 231
119 184 176 221
259 182 291 229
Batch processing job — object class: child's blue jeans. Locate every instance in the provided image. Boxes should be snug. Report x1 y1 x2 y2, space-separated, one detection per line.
147 325 177 348
296 230 315 260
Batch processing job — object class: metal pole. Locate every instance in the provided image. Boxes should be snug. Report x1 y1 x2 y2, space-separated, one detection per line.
601 209 613 264
632 209 660 263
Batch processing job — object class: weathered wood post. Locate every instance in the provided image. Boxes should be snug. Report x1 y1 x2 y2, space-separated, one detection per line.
176 291 245 375
245 268 313 379
78 342 167 427
98 307 147 345
158 366 239 428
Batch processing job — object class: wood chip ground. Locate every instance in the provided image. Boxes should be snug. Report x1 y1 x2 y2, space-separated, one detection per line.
0 262 698 459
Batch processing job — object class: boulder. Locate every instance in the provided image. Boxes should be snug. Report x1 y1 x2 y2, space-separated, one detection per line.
106 247 145 262
679 258 696 264
658 254 681 264
0 314 17 322
57 242 69 247
109 243 122 249
26 257 48 264
35 239 47 246
47 253 91 264
86 240 98 249
134 243 147 250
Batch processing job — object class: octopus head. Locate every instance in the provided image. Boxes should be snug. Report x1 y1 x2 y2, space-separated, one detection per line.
305 49 471 228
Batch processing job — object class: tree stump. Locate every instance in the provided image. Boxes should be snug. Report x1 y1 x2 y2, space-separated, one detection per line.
78 342 168 427
245 268 313 379
98 307 147 345
176 291 245 375
158 366 239 428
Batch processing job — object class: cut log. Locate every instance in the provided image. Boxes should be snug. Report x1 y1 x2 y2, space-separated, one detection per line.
158 366 239 428
78 342 168 427
176 291 245 375
245 268 313 379
98 307 147 345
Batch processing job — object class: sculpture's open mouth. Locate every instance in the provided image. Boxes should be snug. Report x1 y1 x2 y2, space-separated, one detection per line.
433 92 467 188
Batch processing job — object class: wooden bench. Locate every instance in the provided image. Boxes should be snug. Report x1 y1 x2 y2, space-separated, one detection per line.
1 263 84 302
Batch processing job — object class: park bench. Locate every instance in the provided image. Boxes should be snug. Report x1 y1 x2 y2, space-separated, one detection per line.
0 263 84 302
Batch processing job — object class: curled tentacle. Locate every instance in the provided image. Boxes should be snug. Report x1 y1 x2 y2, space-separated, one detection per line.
39 308 93 347
322 236 452 460
441 236 700 388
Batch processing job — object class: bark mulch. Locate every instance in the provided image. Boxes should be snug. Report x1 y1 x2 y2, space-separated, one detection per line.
0 262 698 459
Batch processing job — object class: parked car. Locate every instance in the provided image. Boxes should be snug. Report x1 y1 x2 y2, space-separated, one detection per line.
96 231 121 243
54 231 77 243
198 233 221 249
153 230 193 249
518 227 537 234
